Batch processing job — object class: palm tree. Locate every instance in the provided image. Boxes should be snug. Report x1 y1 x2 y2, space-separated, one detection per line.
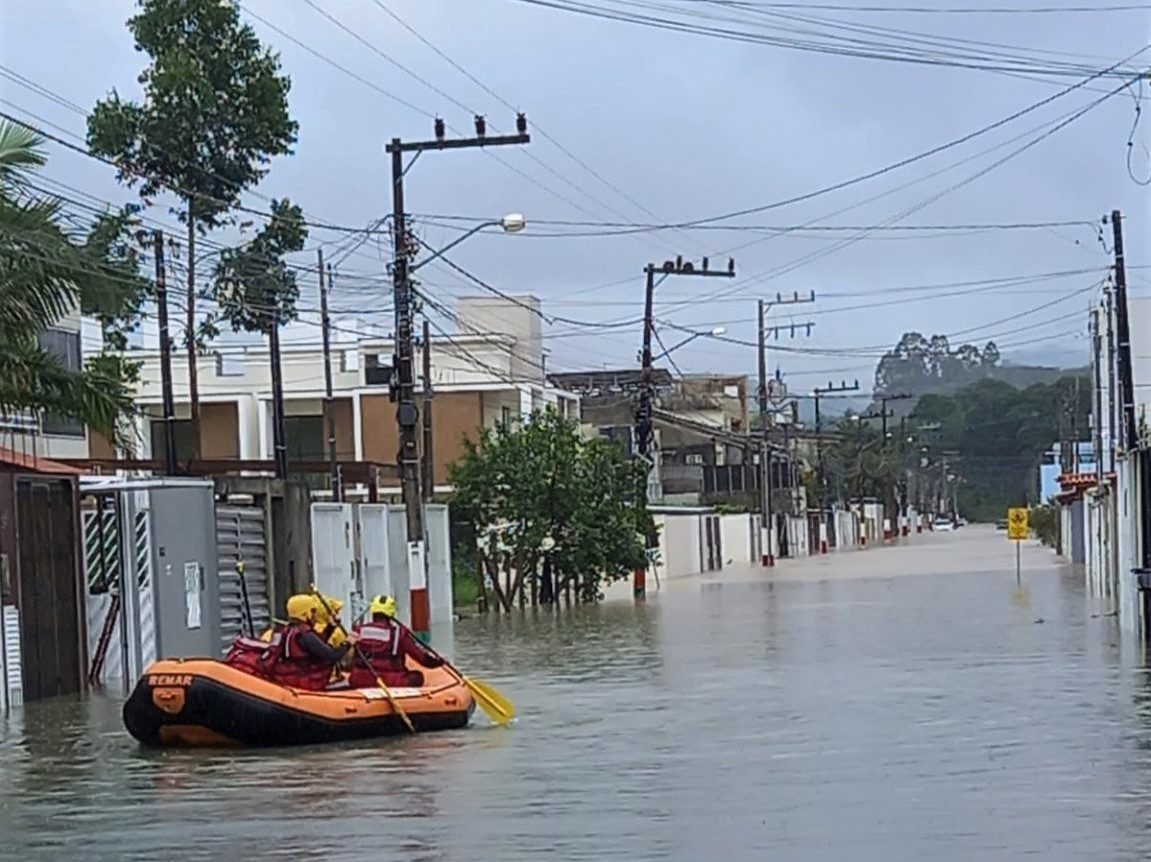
0 120 137 443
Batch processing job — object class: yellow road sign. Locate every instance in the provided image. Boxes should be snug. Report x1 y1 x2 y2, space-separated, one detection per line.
1007 507 1029 541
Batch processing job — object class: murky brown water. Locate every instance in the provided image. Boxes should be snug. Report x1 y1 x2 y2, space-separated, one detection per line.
3 530 1151 861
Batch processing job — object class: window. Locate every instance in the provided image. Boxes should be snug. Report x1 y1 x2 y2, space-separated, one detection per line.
501 405 512 426
685 453 704 466
284 415 325 462
38 329 85 437
365 354 393 386
150 419 194 463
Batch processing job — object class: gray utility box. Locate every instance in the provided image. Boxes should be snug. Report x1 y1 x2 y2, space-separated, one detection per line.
117 479 221 682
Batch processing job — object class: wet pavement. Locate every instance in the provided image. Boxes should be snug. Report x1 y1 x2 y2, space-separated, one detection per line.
3 526 1151 861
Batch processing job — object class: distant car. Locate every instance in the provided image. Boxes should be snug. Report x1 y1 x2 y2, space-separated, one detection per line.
956 518 967 527
996 519 1008 531
933 518 954 532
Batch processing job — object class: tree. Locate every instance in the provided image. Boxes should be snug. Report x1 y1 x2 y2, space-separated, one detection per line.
88 0 297 459
450 409 651 609
0 121 147 443
874 331 1002 396
212 199 307 334
908 374 1091 521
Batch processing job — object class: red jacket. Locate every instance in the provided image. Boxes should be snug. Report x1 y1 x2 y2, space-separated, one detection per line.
268 621 344 690
349 619 441 688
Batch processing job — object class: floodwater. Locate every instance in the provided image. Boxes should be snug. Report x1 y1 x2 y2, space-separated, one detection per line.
3 527 1151 861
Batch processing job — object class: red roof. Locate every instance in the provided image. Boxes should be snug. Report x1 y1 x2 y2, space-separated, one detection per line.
0 446 84 475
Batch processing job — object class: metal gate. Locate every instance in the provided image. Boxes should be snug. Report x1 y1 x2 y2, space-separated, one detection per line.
216 505 271 652
16 478 82 702
354 504 391 622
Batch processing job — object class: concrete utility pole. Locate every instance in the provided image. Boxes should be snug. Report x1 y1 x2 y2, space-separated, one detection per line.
422 318 434 502
757 292 814 566
1105 283 1117 473
813 380 860 509
1092 306 1104 486
876 392 912 440
635 255 735 599
153 230 178 475
319 253 341 501
268 301 288 480
1108 210 1138 452
387 114 529 637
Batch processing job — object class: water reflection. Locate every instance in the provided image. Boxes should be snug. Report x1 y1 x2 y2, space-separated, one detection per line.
3 547 1151 860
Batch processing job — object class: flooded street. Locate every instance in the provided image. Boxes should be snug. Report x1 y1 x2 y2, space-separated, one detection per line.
4 526 1151 861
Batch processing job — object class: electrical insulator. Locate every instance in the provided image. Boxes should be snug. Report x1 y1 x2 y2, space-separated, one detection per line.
434 117 445 140
675 255 683 271
474 115 486 137
516 112 528 134
701 256 709 271
728 257 735 274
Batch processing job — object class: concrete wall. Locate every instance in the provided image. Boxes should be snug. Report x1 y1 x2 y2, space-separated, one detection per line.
1117 456 1140 635
720 514 754 565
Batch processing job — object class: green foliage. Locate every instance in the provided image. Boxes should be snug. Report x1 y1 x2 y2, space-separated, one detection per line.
449 409 651 608
910 375 1090 522
824 419 902 510
0 120 147 443
86 0 297 229
213 199 307 334
88 0 298 439
1029 504 1058 547
875 332 1000 396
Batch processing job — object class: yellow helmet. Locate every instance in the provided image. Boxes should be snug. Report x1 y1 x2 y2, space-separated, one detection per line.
369 595 397 618
286 594 317 622
313 595 343 625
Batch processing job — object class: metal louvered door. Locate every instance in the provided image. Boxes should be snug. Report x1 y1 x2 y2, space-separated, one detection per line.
216 505 271 653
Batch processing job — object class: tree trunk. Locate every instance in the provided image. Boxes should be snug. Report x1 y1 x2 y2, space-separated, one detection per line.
483 556 512 612
186 215 202 461
539 556 555 604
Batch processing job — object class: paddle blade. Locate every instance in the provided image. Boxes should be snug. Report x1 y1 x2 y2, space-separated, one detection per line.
464 676 515 725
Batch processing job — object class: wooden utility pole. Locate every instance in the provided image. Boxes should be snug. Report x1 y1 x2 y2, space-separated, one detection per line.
319 251 341 501
153 231 177 475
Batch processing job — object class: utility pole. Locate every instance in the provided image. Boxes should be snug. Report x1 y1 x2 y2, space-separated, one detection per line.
319 252 340 501
387 113 529 636
1108 210 1138 452
877 392 912 440
812 380 860 511
1092 305 1104 486
268 301 288 480
153 230 177 475
422 318 434 501
1105 283 1117 473
756 292 814 567
635 255 735 598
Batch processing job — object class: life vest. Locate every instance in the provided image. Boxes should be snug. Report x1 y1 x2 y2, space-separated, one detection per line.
348 621 407 688
269 622 337 690
223 633 280 678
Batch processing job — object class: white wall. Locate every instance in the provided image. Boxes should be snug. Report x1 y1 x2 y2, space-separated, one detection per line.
720 514 753 565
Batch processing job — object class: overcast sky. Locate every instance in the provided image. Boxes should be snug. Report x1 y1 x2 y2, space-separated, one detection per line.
3 0 1149 394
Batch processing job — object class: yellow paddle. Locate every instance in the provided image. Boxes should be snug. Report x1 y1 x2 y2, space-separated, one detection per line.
311 589 415 733
399 623 515 726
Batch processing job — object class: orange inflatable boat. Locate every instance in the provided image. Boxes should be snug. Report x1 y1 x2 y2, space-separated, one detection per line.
122 659 474 747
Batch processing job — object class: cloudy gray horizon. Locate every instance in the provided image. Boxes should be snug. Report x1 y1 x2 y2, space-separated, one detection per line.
3 0 1149 395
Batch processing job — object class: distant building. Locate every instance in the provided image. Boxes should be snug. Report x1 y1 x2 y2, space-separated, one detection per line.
549 370 787 508
107 295 578 493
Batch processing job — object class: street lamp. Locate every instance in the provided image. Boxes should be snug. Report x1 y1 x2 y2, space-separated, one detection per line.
652 325 726 360
410 213 526 272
